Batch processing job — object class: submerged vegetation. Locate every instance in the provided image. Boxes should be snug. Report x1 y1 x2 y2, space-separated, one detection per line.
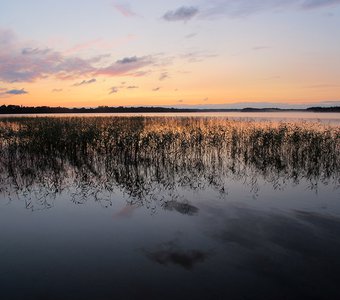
0 117 339 210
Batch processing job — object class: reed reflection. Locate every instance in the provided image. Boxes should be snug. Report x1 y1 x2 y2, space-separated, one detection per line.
0 117 339 210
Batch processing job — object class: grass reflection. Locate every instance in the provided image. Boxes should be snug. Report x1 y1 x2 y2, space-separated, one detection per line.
0 117 339 210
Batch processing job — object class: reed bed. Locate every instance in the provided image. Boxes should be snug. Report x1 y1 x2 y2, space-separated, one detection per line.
0 116 339 209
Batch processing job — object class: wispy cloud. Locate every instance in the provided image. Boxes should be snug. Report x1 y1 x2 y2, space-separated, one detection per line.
65 35 136 55
180 51 218 63
109 86 119 94
97 56 154 77
152 87 160 91
113 2 137 17
200 0 340 18
130 70 151 77
301 0 340 9
159 72 169 81
65 39 103 54
0 30 156 83
22 48 51 56
52 88 63 92
116 56 139 64
5 88 28 95
0 30 94 82
163 6 199 22
73 78 97 87
0 86 28 98
126 85 139 89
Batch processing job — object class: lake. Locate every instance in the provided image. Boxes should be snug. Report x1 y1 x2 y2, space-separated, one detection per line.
0 115 339 299
1 111 340 124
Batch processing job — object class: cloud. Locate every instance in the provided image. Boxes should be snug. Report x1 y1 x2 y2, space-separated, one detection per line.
65 36 136 55
22 48 51 56
73 78 97 87
97 56 154 77
5 88 28 95
109 87 119 94
152 87 160 91
65 39 102 54
200 0 340 18
52 88 63 92
0 39 94 82
159 72 169 81
301 0 340 9
114 82 138 89
116 56 139 64
181 51 218 63
130 70 151 77
163 6 199 22
113 2 137 17
0 30 156 83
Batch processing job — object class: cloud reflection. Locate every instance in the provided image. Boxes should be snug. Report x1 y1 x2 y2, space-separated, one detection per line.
144 240 211 270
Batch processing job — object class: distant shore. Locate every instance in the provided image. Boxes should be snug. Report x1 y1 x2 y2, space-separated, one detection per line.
0 105 339 114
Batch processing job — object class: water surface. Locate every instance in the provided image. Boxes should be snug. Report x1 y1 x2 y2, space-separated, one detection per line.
0 116 339 299
1 111 339 124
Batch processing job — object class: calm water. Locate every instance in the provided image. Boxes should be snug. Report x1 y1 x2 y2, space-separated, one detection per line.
0 116 339 300
1 111 340 124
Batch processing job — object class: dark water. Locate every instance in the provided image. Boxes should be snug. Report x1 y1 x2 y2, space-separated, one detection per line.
0 117 339 300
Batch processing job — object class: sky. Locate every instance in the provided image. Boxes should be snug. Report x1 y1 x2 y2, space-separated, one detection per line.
0 0 340 108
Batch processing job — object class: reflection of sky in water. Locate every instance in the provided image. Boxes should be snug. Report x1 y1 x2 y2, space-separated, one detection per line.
1 112 340 124
0 117 339 299
1 182 339 299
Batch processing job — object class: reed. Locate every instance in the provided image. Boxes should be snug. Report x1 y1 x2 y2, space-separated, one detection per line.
0 116 339 210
